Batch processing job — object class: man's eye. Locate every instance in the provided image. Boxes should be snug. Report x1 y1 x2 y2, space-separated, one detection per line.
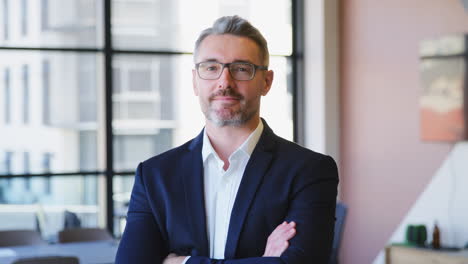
205 66 218 71
232 66 250 72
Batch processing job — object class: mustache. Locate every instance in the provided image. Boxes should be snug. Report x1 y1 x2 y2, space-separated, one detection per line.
209 88 243 100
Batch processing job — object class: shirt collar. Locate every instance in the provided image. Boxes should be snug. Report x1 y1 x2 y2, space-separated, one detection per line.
202 120 264 163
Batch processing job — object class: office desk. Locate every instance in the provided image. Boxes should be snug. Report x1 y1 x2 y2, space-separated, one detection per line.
0 240 118 264
386 245 468 264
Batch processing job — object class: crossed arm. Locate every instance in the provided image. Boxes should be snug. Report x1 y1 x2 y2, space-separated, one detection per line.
163 221 297 264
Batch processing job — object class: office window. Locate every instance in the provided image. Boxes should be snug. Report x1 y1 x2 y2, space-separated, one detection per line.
20 0 28 36
111 0 292 55
43 0 96 30
22 64 29 124
112 56 163 122
0 174 100 234
42 0 100 47
112 0 163 48
4 68 10 124
1 0 101 47
0 50 104 175
2 0 8 40
114 131 172 171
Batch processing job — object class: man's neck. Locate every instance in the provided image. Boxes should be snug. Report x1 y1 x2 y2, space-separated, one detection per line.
205 117 260 165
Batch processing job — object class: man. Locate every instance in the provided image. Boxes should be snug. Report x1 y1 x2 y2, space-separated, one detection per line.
116 15 338 264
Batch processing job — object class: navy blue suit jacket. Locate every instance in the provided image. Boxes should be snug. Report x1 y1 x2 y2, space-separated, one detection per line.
116 120 339 264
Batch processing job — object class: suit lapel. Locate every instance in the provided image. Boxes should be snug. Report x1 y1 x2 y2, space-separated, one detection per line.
224 121 276 258
183 130 209 256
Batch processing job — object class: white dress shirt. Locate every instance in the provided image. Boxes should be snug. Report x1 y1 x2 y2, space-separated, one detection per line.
182 121 263 263
180 121 263 264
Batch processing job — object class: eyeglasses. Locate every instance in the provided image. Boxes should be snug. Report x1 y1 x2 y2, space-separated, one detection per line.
195 61 268 81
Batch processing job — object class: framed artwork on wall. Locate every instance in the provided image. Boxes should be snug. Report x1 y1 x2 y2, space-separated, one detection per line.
420 35 468 142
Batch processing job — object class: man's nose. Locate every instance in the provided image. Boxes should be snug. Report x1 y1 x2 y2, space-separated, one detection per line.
219 66 234 81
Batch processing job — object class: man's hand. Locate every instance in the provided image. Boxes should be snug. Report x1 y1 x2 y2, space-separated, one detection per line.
163 222 296 262
163 253 187 264
263 221 296 257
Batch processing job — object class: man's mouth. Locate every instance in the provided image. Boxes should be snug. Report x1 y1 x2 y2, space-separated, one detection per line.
212 96 240 101
209 89 243 102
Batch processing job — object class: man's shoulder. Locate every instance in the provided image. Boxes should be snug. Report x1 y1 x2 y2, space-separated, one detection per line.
272 134 327 157
260 119 331 162
268 134 336 166
265 135 338 183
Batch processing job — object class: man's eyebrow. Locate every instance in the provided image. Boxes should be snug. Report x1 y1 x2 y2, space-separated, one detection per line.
232 59 254 64
199 59 255 64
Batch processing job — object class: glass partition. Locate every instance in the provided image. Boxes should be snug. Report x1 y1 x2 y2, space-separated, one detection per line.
0 51 104 175
0 175 104 242
112 0 292 55
0 0 103 48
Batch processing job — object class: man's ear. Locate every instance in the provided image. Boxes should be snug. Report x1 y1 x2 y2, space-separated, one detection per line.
192 69 199 96
261 70 274 96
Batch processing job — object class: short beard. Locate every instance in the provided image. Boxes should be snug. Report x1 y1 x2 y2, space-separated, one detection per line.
203 88 257 127
207 108 256 127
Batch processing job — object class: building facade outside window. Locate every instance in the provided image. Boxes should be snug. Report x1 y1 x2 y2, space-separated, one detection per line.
2 0 8 40
3 151 13 189
3 68 10 124
42 152 52 195
20 0 27 36
23 151 31 191
22 64 29 124
42 59 50 125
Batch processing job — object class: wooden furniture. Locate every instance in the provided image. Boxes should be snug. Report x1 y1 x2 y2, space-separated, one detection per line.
0 230 46 247
386 245 468 264
0 240 118 264
58 228 113 243
12 256 79 264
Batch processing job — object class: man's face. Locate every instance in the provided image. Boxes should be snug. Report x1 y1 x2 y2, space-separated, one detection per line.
192 34 273 127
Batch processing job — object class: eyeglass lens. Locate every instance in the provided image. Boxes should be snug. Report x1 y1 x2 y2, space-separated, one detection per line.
198 62 254 80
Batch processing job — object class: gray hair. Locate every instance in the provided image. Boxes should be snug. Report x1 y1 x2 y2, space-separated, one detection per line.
194 15 269 66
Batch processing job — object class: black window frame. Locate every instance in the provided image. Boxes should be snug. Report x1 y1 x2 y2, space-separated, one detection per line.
0 0 304 235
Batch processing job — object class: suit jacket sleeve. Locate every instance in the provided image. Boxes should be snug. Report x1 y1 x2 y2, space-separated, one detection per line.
186 155 339 264
115 162 169 264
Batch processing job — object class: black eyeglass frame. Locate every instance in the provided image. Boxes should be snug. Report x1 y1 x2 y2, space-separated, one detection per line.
195 61 269 81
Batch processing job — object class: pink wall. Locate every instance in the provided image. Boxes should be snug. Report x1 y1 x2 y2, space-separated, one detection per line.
340 1 468 263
